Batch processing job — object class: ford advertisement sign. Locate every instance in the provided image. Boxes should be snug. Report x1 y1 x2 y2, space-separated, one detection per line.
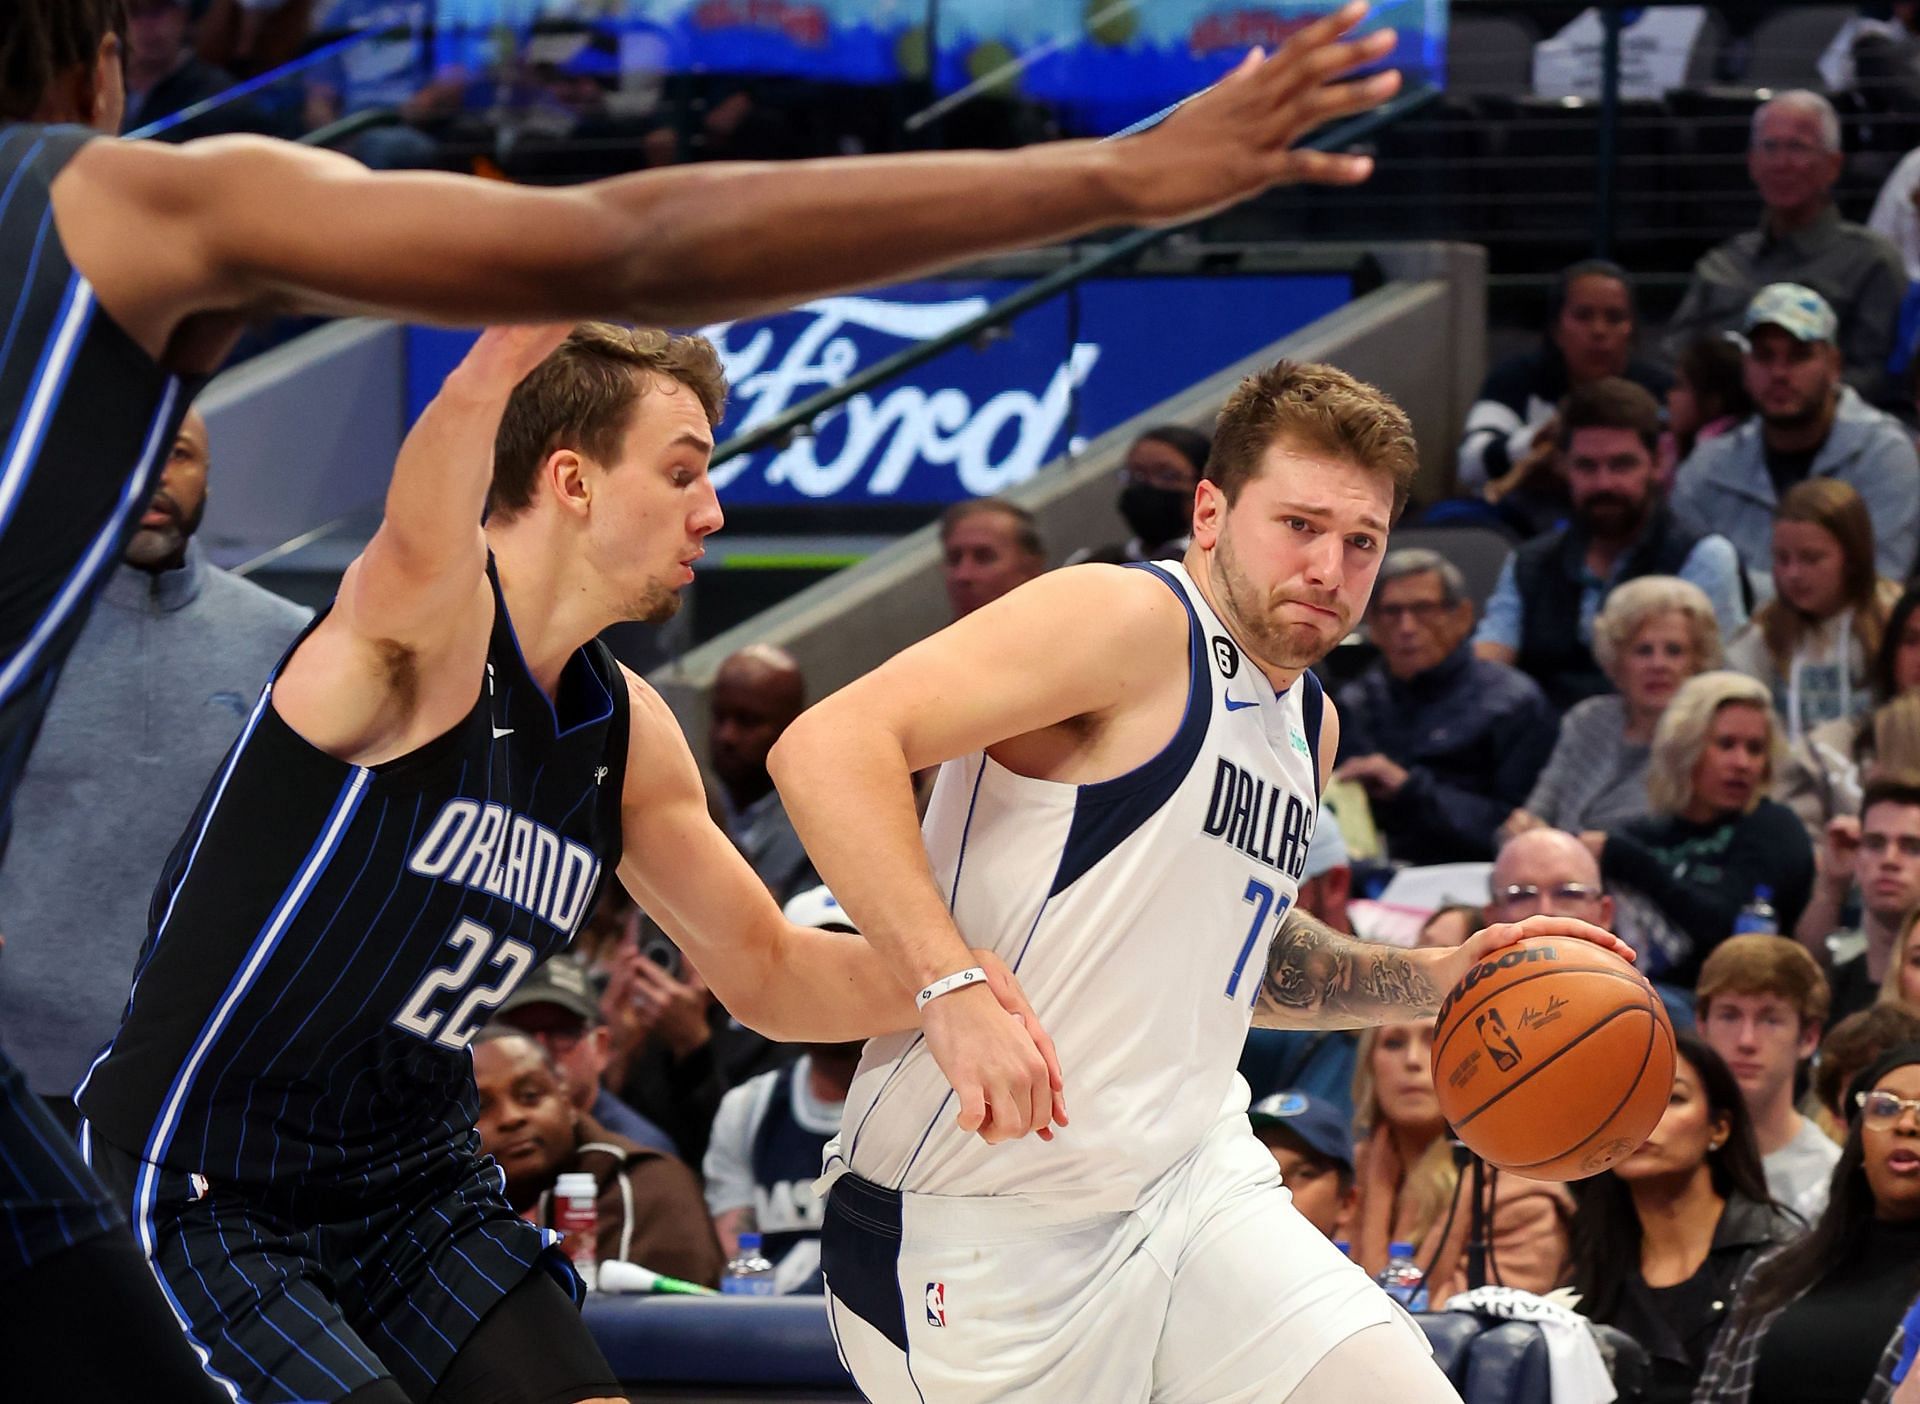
407 270 1352 510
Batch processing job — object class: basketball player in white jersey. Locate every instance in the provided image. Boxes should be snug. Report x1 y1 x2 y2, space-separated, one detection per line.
769 361 1637 1401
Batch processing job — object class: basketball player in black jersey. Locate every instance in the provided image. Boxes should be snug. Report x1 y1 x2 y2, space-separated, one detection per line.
0 0 1401 1393
72 323 1052 1403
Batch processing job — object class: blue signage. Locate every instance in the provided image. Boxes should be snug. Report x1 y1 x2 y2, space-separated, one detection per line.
317 1 1446 136
406 270 1351 508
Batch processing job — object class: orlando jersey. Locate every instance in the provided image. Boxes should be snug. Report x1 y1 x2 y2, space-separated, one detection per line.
827 561 1323 1211
0 124 190 856
78 565 629 1188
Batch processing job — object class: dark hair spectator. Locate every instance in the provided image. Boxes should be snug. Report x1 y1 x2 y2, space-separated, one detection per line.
1570 1034 1799 1404
471 1026 725 1288
709 644 816 904
1815 1005 1920 1135
1075 426 1211 565
1694 1043 1920 1404
1664 335 1753 480
1456 260 1671 531
1476 379 1744 711
1672 282 1920 586
1794 777 1920 1024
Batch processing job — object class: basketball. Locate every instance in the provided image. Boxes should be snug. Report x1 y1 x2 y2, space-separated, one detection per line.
1432 937 1676 1181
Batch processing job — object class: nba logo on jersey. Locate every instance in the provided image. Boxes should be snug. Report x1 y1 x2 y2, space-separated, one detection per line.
925 1282 947 1327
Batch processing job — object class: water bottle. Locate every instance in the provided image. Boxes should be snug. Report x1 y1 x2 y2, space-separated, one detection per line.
1375 1241 1427 1310
1734 885 1779 936
554 1172 599 1289
721 1231 777 1296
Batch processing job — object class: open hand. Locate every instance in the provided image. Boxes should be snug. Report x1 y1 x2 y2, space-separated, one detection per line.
1123 1 1402 224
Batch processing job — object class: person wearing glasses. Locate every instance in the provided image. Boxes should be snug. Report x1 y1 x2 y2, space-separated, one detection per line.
1694 1042 1920 1404
1073 426 1212 567
1661 90 1905 402
1334 548 1559 865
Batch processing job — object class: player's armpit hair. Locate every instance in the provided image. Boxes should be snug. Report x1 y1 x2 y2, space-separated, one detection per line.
1253 907 1438 1030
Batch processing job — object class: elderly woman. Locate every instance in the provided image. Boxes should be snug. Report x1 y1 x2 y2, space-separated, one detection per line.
1591 672 1815 989
1506 576 1721 841
1694 1044 1920 1404
1775 584 1920 845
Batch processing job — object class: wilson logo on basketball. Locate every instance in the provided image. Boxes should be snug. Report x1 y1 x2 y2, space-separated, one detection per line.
1434 944 1561 1028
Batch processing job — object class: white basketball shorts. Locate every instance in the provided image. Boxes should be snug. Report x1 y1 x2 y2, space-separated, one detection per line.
820 1110 1429 1402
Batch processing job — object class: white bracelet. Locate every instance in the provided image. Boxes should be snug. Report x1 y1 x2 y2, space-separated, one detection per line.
916 966 989 1012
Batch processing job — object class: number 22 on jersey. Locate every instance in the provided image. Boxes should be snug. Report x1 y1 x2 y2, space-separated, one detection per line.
392 919 536 1050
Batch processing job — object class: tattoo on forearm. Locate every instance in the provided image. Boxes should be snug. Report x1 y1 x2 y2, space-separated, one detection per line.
1259 908 1438 1024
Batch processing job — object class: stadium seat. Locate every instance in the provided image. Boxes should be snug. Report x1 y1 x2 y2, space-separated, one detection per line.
1744 6 1859 90
1463 1319 1553 1404
1414 1308 1484 1387
1447 13 1541 97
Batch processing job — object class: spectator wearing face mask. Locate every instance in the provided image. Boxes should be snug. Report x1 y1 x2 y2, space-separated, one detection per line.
1075 426 1209 565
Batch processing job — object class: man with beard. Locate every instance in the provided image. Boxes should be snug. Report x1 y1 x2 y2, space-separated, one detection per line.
1674 283 1920 589
1474 378 1744 710
0 404 309 1115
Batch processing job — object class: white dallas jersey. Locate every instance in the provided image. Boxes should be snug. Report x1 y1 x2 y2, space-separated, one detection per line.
827 561 1324 1211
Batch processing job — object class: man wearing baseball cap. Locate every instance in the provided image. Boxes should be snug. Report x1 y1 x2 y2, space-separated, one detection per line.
1249 1091 1358 1244
497 958 678 1156
1673 282 1920 590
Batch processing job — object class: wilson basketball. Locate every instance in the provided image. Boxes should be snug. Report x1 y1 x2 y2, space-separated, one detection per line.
1431 937 1675 1181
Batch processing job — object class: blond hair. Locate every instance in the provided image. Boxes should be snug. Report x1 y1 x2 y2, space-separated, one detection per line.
489 322 729 519
1590 575 1723 683
1646 671 1784 816
1883 909 1920 1013
1350 1022 1458 1251
1697 933 1832 1027
1208 360 1418 519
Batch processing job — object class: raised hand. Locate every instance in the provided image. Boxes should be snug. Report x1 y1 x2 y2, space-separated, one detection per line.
1121 1 1402 225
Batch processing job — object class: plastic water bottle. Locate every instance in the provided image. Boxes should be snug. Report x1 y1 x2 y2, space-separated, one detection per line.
1733 885 1779 935
554 1172 599 1289
721 1231 777 1296
1376 1241 1427 1310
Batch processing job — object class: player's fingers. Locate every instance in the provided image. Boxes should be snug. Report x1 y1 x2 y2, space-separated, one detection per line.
1271 149 1374 188
1257 28 1396 131
954 1081 987 1135
985 1074 1032 1145
1267 0 1368 70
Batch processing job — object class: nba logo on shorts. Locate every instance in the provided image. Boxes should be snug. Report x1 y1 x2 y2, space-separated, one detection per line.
925 1282 947 1327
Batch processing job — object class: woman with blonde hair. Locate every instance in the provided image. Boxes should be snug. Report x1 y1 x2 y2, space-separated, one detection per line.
1505 575 1721 841
1590 672 1814 989
1882 908 1920 1015
1349 1020 1573 1304
1727 479 1900 745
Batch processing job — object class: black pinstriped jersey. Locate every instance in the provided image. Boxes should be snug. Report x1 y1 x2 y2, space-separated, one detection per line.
78 564 630 1187
0 123 192 856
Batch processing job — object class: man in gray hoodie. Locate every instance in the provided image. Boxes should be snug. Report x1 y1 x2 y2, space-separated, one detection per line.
0 405 309 1111
1672 282 1920 594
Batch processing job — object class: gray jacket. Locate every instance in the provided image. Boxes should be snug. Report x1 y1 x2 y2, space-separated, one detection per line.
0 546 309 1093
1671 386 1920 586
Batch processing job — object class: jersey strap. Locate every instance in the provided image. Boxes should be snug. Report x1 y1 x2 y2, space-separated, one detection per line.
1047 562 1211 897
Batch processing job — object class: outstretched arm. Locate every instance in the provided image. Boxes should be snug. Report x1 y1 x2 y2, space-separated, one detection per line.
54 4 1399 365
